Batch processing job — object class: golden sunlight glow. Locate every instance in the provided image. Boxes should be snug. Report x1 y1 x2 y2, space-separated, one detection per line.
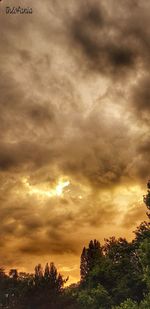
22 178 70 198
55 180 70 196
114 185 144 208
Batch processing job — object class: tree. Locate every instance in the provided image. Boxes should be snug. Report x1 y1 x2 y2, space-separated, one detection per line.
134 221 150 244
114 298 138 309
44 262 50 280
77 284 111 309
80 240 102 283
139 238 150 289
139 293 150 309
80 247 88 281
114 294 150 309
138 181 150 288
115 181 150 308
9 269 18 280
143 180 150 217
35 264 43 281
0 268 6 279
103 237 145 304
22 262 68 309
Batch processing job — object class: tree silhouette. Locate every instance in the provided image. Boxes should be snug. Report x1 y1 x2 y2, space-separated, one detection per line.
143 180 150 217
9 269 18 280
80 239 102 283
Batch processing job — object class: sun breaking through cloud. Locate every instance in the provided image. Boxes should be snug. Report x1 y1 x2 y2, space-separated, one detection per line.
22 177 70 199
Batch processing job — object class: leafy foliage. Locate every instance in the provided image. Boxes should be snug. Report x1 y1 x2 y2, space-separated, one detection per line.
77 284 111 309
114 298 138 309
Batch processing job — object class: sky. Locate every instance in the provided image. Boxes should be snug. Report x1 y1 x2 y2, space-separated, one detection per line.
0 0 150 284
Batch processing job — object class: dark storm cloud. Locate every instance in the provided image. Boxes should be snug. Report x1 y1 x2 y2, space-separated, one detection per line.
69 1 139 77
131 74 150 122
62 0 150 185
134 138 150 181
0 141 56 171
19 237 79 256
68 0 150 126
58 106 137 188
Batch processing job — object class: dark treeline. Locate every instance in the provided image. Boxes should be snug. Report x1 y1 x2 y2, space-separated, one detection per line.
0 182 150 309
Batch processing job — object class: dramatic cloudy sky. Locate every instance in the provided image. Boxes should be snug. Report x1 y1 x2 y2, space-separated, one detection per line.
0 0 149 283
